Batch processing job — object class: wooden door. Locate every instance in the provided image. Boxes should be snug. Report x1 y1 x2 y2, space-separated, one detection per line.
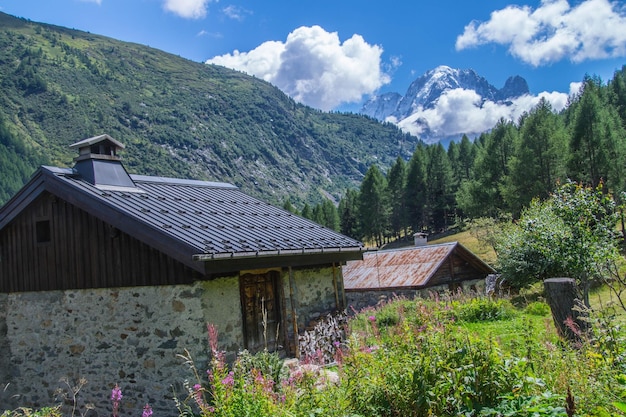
239 271 282 352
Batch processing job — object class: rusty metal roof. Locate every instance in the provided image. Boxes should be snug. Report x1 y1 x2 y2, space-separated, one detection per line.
342 243 493 290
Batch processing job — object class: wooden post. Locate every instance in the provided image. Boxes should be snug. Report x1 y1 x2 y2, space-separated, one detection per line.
332 262 339 308
288 266 300 358
544 278 589 344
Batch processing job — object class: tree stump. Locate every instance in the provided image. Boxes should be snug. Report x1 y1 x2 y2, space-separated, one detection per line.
543 278 589 344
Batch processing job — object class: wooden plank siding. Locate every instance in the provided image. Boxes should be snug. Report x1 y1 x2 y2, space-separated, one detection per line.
0 192 202 292
428 253 486 287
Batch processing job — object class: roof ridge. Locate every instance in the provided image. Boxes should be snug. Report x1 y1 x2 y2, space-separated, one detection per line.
130 174 237 189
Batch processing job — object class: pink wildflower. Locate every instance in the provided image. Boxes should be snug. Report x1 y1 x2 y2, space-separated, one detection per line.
111 383 123 402
368 315 376 322
192 383 206 408
142 404 153 417
255 371 264 384
564 316 582 337
334 346 344 365
111 383 122 417
207 323 219 355
221 371 234 386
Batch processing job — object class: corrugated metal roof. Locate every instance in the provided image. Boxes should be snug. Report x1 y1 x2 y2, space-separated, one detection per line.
343 243 458 290
46 167 363 257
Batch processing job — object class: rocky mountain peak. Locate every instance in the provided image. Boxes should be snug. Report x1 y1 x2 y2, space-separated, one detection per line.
360 66 530 142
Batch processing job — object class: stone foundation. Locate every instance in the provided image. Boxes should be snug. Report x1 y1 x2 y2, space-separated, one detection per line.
346 279 485 312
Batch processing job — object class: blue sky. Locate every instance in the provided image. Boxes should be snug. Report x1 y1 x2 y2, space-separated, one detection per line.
1 0 626 135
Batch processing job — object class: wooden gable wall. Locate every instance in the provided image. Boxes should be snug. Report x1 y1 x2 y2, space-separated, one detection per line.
427 251 487 288
0 192 202 292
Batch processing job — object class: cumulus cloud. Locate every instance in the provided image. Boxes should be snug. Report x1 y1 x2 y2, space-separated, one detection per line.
393 88 572 139
206 25 390 110
456 0 626 66
163 0 211 19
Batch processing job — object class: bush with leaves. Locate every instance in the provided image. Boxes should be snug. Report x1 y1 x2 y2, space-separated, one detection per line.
496 181 622 305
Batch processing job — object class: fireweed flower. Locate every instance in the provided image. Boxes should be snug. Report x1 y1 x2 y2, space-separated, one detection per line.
221 371 234 386
111 383 122 417
142 404 153 417
111 384 123 402
193 383 206 408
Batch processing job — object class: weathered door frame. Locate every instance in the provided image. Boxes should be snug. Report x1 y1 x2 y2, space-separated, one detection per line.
238 268 284 352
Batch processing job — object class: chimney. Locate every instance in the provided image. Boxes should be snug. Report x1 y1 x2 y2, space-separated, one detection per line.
69 134 136 189
414 232 427 247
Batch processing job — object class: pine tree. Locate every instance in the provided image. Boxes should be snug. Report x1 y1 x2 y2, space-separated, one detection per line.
457 134 476 181
503 98 567 216
405 145 427 233
386 156 408 239
301 203 313 220
359 165 389 246
457 120 516 217
283 199 297 214
339 188 361 240
425 143 454 231
321 199 340 231
568 77 611 188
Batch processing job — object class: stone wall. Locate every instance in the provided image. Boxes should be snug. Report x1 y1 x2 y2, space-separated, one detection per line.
0 277 242 415
290 266 343 330
0 266 342 416
345 279 485 312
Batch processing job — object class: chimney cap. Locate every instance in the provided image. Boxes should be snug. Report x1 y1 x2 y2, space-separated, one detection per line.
69 134 125 150
69 134 136 188
70 134 125 162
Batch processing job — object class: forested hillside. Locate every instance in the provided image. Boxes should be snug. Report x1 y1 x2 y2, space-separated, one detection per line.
310 69 626 245
0 12 418 207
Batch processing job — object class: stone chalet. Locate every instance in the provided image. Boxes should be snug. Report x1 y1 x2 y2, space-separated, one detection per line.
0 134 363 414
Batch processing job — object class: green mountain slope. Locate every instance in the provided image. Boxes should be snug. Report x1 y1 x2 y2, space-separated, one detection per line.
0 12 419 207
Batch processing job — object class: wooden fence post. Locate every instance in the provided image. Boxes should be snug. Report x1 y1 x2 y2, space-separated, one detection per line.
543 278 588 344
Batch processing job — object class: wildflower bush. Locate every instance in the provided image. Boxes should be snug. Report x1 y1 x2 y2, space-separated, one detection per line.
175 324 296 417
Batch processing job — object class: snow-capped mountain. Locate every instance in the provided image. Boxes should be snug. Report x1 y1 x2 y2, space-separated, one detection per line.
361 66 530 143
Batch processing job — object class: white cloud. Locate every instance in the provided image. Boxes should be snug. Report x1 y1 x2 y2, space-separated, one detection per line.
79 0 102 4
456 0 626 66
197 29 222 38
568 81 583 96
206 25 390 110
222 5 252 21
394 88 571 139
163 0 210 19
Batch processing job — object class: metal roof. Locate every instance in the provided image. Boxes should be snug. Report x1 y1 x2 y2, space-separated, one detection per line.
342 242 494 291
0 166 363 272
